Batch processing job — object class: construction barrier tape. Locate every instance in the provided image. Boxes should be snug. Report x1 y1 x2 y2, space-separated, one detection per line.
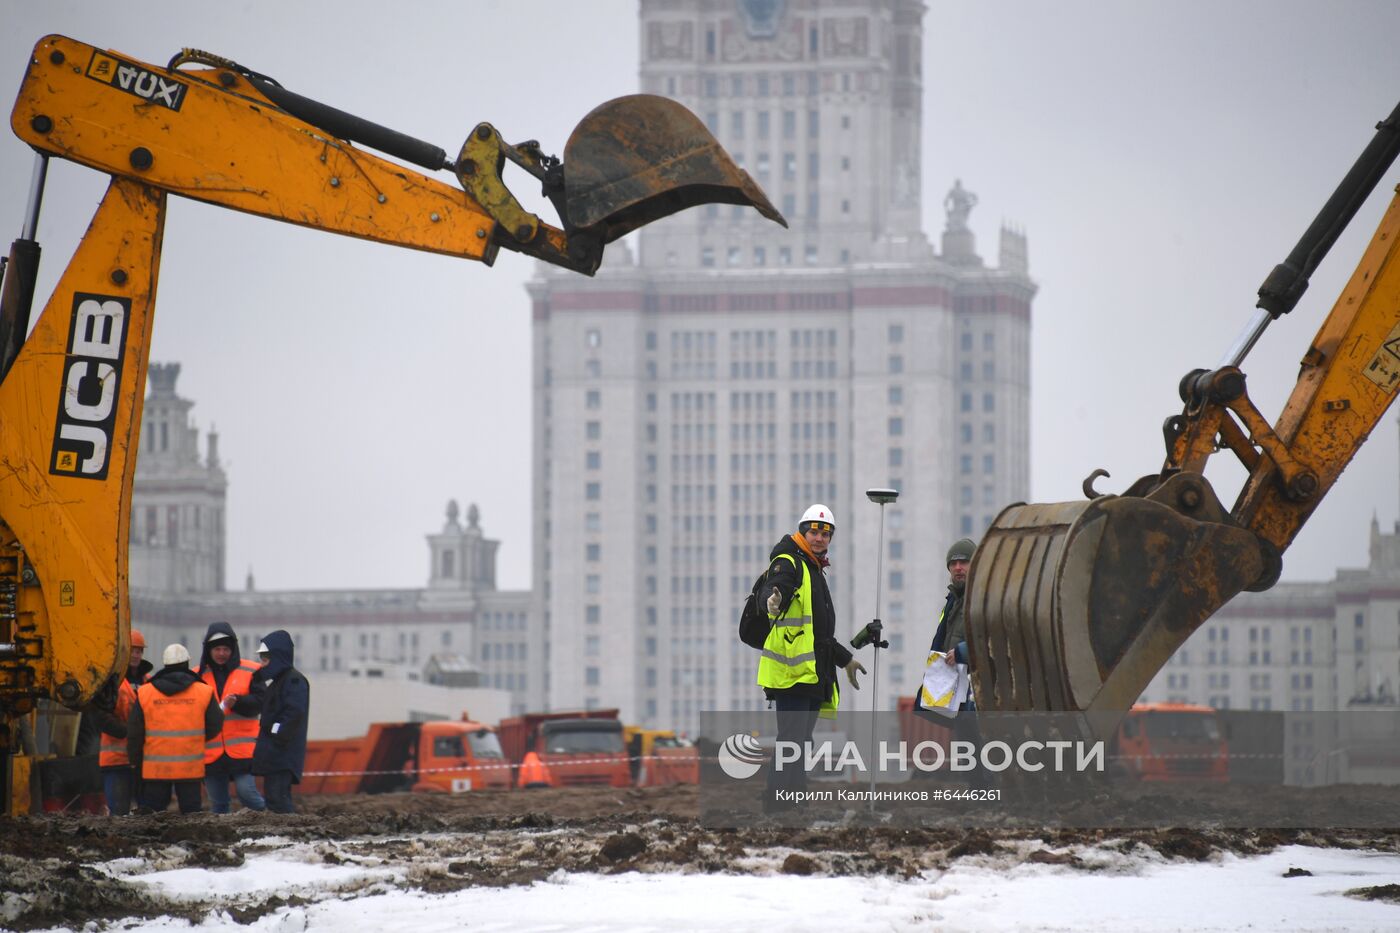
299 750 1279 778
302 752 694 778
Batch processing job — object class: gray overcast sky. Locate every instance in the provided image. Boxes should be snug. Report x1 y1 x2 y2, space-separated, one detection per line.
3 0 1399 592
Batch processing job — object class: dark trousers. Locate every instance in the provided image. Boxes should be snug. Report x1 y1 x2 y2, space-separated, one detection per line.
102 767 133 816
142 778 203 813
261 770 296 813
767 694 821 801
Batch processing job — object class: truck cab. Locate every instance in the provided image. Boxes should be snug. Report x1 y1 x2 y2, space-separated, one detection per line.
624 726 699 786
301 717 511 796
411 720 512 793
1112 703 1229 782
498 710 631 788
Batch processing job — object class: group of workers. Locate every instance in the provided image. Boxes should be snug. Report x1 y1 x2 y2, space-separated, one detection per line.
94 503 970 816
90 623 309 815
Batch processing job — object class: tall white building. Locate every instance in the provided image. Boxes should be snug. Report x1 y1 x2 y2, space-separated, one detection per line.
530 0 1035 732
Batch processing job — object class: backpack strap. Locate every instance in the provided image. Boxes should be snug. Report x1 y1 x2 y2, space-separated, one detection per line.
766 553 801 618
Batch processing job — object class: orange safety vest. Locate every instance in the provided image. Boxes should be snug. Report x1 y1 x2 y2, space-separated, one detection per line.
137 680 215 780
518 751 557 788
202 659 261 763
98 679 137 768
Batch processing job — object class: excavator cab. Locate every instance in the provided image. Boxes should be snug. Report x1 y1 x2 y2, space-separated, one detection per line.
967 99 1400 719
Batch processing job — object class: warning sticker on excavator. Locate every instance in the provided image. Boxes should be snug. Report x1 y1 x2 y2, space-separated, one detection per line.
60 581 74 607
1363 321 1400 392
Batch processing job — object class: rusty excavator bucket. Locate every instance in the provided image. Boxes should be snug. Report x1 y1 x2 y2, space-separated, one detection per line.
563 94 786 243
455 94 784 274
966 472 1278 716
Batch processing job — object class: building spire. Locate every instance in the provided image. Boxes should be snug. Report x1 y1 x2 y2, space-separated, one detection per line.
147 361 181 398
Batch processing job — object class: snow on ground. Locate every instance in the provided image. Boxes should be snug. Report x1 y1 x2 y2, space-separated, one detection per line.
37 842 1399 933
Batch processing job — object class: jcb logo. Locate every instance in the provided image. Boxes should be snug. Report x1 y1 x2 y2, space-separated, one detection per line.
86 52 186 111
50 293 130 480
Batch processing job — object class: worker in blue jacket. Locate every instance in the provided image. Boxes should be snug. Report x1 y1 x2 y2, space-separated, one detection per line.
251 630 309 813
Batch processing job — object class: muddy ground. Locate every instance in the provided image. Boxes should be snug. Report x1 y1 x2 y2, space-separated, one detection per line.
2 786 1399 931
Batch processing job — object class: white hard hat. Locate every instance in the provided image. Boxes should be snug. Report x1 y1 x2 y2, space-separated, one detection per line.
799 503 836 531
162 643 191 666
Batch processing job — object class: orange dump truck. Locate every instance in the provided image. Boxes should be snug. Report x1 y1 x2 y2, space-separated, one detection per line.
300 716 512 795
497 710 631 788
1111 703 1229 782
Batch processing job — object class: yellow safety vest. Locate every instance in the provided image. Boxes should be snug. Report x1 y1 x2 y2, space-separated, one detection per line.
756 553 840 716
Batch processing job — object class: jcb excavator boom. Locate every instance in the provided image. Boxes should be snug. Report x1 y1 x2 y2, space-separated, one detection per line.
968 100 1400 716
0 35 782 812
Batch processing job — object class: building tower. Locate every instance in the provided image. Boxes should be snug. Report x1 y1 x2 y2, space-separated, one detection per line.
529 0 1035 732
426 500 500 598
128 363 228 594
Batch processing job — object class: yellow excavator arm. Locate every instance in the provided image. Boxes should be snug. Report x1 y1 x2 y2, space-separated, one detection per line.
0 34 782 810
968 100 1400 716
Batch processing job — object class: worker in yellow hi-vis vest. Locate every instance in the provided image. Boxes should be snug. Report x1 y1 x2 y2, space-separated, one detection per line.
755 504 865 812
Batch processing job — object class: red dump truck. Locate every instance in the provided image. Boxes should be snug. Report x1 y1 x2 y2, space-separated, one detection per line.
497 710 632 788
300 716 513 795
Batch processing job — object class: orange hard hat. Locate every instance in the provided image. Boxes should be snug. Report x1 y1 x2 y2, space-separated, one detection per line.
130 629 146 649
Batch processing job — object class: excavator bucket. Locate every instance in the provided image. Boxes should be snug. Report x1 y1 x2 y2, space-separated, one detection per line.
563 94 786 242
965 473 1278 716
